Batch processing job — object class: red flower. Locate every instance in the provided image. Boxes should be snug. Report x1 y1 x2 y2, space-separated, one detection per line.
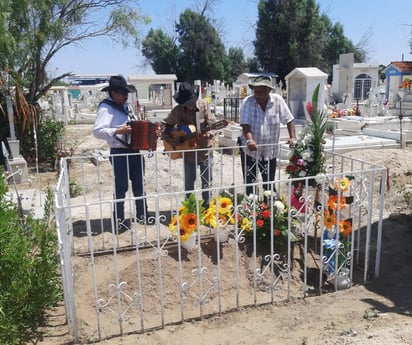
256 219 264 227
306 101 313 116
274 228 281 237
261 209 270 219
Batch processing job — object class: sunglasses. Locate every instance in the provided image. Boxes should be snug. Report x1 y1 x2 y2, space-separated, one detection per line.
114 90 128 96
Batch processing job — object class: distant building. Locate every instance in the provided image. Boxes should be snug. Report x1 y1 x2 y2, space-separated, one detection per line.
384 61 412 105
332 53 379 104
285 67 328 118
65 74 112 86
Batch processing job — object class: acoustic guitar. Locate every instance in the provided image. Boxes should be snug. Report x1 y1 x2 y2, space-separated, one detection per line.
163 119 228 159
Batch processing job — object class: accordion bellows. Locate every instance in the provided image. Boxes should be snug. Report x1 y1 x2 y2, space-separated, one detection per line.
127 120 159 151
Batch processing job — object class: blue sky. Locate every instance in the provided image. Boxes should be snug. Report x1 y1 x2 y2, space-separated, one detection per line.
50 0 412 78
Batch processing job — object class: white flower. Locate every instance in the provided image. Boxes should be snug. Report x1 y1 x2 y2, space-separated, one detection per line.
301 150 312 160
263 190 272 198
274 200 285 212
304 133 313 144
299 170 307 177
248 194 258 201
315 173 326 184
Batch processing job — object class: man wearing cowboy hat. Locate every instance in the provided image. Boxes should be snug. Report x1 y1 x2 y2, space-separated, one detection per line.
160 81 216 206
93 75 148 229
239 75 295 196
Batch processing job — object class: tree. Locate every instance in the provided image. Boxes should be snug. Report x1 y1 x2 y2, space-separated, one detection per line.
176 9 226 83
224 47 248 85
0 0 149 163
254 0 363 82
141 29 180 76
0 0 149 106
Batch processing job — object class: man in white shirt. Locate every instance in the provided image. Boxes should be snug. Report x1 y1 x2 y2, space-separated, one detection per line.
93 75 147 229
239 76 295 196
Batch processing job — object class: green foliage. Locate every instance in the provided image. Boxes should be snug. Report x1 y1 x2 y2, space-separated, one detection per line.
0 177 61 344
69 179 82 198
1 0 149 105
141 28 180 75
20 116 65 168
176 9 226 83
142 8 244 83
254 0 362 82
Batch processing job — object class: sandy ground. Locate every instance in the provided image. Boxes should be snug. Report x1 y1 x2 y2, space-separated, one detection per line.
28 124 412 345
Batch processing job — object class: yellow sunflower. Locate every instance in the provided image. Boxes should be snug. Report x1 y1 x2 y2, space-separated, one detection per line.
203 207 217 228
168 214 178 233
179 227 192 242
218 197 233 215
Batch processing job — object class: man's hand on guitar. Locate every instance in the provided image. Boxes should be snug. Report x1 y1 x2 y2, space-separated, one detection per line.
164 136 182 149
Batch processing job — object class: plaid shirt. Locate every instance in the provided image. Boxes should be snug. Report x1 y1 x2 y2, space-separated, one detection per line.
240 93 294 160
161 99 216 162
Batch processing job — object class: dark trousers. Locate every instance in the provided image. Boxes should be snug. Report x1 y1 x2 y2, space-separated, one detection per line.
110 148 146 221
184 156 213 206
239 147 277 196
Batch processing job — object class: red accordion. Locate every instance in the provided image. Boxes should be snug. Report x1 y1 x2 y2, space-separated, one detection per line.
127 120 159 151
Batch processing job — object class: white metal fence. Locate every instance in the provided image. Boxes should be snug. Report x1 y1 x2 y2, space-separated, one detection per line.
54 143 387 343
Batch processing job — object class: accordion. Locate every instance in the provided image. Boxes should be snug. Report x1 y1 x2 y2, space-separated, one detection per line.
126 120 159 151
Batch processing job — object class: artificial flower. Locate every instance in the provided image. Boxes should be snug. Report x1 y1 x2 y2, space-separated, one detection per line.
168 193 204 243
335 177 352 192
339 219 352 237
324 209 337 230
327 195 346 210
286 84 326 187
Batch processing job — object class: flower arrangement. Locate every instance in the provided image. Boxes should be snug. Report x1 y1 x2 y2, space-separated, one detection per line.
203 193 235 228
399 77 411 91
322 176 354 275
236 191 299 243
169 193 205 243
286 84 327 187
331 106 361 118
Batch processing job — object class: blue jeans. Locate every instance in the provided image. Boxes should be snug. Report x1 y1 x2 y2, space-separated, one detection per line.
110 148 146 221
184 156 213 206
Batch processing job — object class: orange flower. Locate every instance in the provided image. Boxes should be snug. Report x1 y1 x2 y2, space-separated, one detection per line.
327 195 346 210
339 219 352 237
181 213 198 232
324 210 337 229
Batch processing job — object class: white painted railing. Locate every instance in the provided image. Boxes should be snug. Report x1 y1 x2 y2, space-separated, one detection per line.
54 143 386 343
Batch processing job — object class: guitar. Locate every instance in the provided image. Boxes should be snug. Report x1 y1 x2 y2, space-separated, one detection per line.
163 119 228 159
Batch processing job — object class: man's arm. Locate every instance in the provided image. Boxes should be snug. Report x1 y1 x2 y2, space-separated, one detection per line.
286 120 296 146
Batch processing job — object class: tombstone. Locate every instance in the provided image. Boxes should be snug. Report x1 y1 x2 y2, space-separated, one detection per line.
5 95 28 183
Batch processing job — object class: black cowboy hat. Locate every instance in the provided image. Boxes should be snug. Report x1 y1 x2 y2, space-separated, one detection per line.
101 75 136 93
173 82 199 105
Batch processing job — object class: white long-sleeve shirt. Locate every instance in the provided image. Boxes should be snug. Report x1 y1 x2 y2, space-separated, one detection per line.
93 98 131 148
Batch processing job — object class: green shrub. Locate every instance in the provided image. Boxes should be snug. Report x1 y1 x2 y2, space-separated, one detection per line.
37 117 66 169
69 179 82 197
0 176 61 344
